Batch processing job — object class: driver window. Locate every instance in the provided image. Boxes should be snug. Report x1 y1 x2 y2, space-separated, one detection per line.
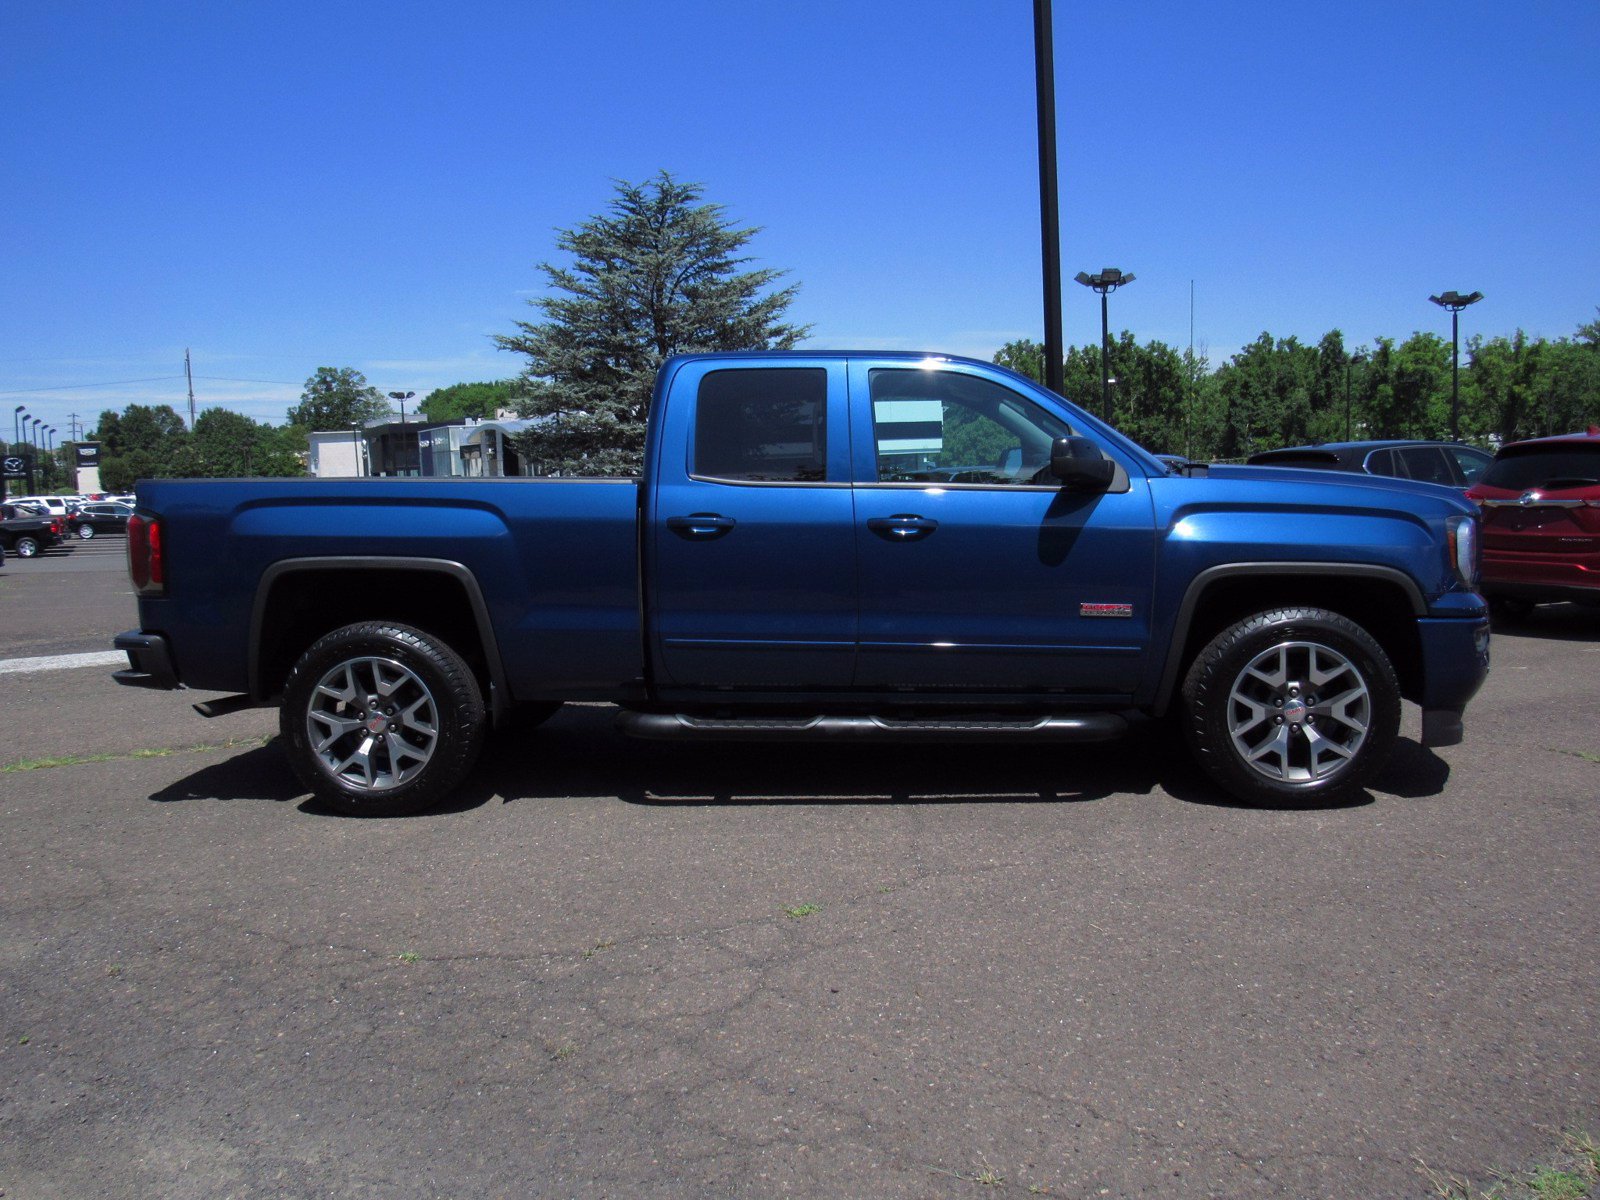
869 369 1071 485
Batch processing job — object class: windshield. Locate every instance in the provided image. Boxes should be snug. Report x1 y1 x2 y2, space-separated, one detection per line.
1481 444 1600 491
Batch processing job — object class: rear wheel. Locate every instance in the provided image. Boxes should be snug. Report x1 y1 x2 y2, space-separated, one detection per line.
1181 607 1400 806
279 622 486 817
14 536 39 558
77 523 96 540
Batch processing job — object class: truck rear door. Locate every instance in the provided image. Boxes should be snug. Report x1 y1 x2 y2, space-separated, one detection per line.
646 358 856 690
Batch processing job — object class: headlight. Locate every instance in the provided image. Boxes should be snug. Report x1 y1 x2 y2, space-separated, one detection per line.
1446 515 1479 587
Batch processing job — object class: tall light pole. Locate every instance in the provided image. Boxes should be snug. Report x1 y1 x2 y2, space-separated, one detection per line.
1074 268 1136 421
12 405 23 450
388 392 416 476
1428 290 1483 441
1033 0 1064 395
1344 352 1366 441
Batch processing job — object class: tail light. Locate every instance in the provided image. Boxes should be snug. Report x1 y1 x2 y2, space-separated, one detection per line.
127 513 166 595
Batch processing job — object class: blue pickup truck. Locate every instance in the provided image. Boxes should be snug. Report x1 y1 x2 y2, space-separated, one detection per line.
114 352 1490 814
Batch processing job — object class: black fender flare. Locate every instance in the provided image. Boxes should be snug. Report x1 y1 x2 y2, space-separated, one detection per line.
1151 562 1426 715
248 556 511 720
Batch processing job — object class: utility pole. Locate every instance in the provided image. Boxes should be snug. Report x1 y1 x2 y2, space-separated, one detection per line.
1033 0 1064 395
185 348 197 428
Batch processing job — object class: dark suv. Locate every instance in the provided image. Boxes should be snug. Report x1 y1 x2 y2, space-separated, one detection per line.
1246 440 1492 490
1465 428 1600 612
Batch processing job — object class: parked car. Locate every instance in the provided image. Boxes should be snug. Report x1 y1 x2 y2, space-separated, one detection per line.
0 504 66 558
1464 427 1600 613
8 495 73 518
1246 440 1492 490
70 501 134 539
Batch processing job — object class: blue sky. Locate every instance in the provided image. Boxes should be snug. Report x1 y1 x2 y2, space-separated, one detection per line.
3 0 1596 437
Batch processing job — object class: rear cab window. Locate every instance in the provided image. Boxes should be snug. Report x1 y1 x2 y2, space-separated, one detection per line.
691 367 829 483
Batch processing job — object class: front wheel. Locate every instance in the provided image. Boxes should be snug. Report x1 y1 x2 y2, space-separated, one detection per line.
279 622 487 817
1180 607 1400 806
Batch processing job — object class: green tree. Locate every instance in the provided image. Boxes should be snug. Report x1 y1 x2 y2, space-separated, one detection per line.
993 339 1046 383
91 403 190 491
420 381 517 423
287 367 388 431
496 172 810 475
172 408 307 477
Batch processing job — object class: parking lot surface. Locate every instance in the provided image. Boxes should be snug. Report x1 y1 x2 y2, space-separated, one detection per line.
1 544 1596 1198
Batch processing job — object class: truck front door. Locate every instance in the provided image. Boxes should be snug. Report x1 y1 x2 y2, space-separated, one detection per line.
648 359 857 690
849 363 1156 696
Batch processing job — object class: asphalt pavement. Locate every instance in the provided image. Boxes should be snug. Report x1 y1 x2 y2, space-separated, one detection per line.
1 543 1596 1198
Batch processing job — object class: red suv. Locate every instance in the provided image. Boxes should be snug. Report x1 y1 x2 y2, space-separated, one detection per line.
1465 427 1600 613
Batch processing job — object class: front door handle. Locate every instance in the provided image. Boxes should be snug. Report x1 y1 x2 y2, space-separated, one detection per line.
867 514 938 542
666 513 737 540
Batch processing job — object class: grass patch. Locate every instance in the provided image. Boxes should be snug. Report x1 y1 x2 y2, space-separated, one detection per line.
1419 1129 1600 1199
395 951 420 964
782 902 821 919
2 735 271 773
1546 747 1600 765
582 940 616 959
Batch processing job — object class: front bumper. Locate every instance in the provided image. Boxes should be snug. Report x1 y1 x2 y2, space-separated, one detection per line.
113 630 180 690
1416 615 1491 748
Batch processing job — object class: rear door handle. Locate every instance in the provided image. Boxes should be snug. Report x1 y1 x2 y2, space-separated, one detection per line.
867 514 938 542
666 513 737 540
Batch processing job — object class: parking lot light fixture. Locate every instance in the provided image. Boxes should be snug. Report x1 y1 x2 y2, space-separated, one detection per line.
387 391 415 424
1074 268 1136 421
1428 290 1483 441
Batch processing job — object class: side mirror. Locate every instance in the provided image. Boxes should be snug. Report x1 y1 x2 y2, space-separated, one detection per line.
1049 436 1116 491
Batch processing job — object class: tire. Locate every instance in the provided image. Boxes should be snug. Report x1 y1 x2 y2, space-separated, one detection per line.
278 622 487 817
14 536 39 558
77 523 96 540
1490 596 1534 621
1180 607 1400 806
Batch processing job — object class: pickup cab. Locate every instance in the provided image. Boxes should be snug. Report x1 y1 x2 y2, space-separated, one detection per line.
113 352 1490 814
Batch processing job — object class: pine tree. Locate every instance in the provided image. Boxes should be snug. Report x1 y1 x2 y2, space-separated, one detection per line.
495 173 810 475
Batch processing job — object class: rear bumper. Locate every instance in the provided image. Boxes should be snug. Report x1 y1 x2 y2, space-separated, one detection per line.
1482 552 1600 599
113 630 180 690
1416 615 1491 748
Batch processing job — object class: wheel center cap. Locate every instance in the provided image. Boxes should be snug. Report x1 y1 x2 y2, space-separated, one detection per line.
367 715 388 735
1282 698 1308 723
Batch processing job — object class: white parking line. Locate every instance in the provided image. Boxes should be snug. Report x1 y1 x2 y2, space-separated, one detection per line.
0 650 127 675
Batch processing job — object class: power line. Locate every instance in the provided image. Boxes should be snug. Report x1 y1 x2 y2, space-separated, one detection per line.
193 375 304 386
0 375 184 396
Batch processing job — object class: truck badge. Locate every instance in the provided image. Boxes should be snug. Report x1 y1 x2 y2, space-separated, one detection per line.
1080 602 1133 618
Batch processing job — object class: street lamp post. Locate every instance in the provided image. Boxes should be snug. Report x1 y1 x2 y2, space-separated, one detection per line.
1344 353 1366 441
387 392 416 475
1073 268 1136 421
1428 290 1483 441
1033 0 1064 395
